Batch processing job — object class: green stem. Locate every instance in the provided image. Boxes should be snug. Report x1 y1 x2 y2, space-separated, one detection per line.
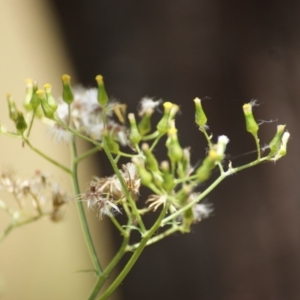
0 212 48 243
26 110 36 138
110 216 127 236
202 128 224 173
29 191 43 215
149 134 162 152
76 146 100 164
102 143 146 234
117 151 135 158
88 201 135 298
230 156 268 173
141 130 159 141
162 156 269 226
201 128 213 148
0 199 15 217
71 137 103 276
67 104 71 127
162 173 226 226
0 127 21 138
55 118 103 148
23 138 72 175
254 134 261 159
126 224 180 251
98 203 169 300
88 233 130 300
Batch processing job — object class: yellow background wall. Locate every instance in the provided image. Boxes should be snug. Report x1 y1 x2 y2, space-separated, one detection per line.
0 1 118 299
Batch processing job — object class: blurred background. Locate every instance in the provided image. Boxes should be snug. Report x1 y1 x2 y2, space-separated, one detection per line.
1 0 300 299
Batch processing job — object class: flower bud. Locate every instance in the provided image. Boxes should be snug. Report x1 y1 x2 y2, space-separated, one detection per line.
95 75 108 106
15 111 27 134
196 149 219 182
128 113 142 145
182 148 191 175
182 207 194 233
44 84 58 111
103 132 119 154
156 102 173 134
142 143 160 172
37 89 56 119
194 97 207 129
138 109 152 135
7 94 18 121
166 126 183 163
132 158 153 187
160 161 174 192
142 143 163 188
277 131 290 158
243 103 259 136
24 79 34 111
61 74 74 104
30 83 40 112
176 185 192 206
268 125 286 157
169 103 180 120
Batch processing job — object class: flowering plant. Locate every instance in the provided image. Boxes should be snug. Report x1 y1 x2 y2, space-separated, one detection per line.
0 75 289 299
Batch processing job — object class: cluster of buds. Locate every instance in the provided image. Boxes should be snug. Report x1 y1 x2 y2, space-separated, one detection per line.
125 96 289 231
126 100 220 229
242 101 290 160
6 75 289 228
1 74 291 254
6 75 129 145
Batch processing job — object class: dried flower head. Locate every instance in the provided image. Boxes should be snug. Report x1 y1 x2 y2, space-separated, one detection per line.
138 97 161 116
187 193 213 223
82 163 141 218
0 169 70 221
146 194 168 211
50 183 71 221
47 87 128 145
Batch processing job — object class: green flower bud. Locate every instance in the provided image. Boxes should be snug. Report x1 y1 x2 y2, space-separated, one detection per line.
7 94 18 121
137 109 152 135
169 103 180 120
30 83 40 112
142 143 160 172
44 84 58 111
160 161 174 192
196 149 219 182
15 111 27 134
166 126 183 163
269 125 286 157
182 207 194 233
61 74 74 104
128 113 142 145
175 185 192 206
37 89 56 119
243 103 259 136
182 148 191 175
95 75 108 106
133 158 153 187
194 97 207 129
277 131 290 158
142 143 163 188
24 79 34 111
103 132 119 154
156 102 173 134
